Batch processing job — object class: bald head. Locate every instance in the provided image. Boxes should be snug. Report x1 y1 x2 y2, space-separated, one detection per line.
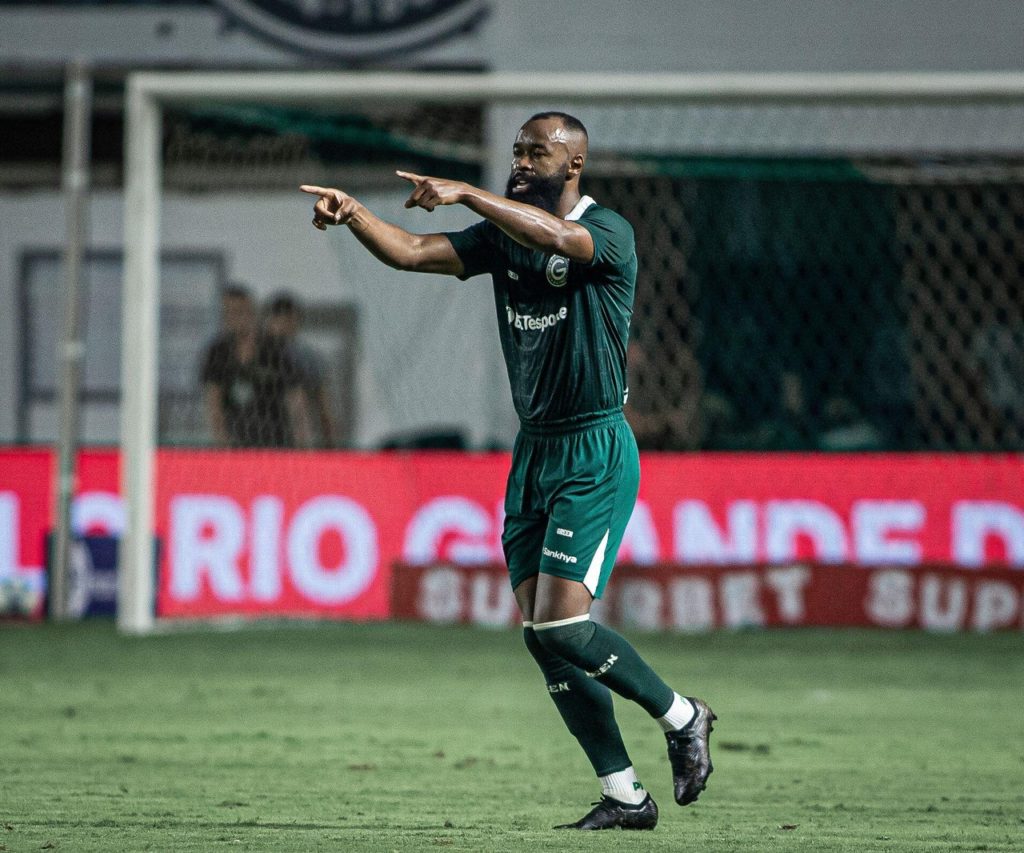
523 111 589 159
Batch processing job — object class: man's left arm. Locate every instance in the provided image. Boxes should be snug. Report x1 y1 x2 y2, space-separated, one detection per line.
397 172 595 263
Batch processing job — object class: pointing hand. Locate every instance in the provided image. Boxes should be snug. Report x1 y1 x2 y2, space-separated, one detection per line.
299 184 360 230
396 171 466 212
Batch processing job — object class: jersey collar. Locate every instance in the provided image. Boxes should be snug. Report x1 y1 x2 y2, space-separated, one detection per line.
564 195 596 221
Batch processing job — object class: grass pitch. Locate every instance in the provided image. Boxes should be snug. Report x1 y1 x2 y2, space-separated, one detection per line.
1 621 1022 852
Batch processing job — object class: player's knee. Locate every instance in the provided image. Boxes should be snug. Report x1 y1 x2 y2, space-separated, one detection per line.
522 626 547 662
532 619 595 667
524 626 578 687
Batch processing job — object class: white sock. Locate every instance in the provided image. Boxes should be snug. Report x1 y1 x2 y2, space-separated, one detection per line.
657 693 696 733
599 766 647 805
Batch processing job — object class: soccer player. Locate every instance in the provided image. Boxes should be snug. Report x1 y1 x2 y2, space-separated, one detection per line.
300 112 715 831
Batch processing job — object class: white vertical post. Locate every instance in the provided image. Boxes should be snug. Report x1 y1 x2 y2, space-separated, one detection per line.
118 80 161 634
52 60 92 621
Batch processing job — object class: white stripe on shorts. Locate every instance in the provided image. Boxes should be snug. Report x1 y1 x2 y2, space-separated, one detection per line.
582 529 610 596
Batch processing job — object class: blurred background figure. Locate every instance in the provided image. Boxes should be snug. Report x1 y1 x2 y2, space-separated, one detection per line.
264 292 337 448
625 340 705 451
200 284 312 448
752 369 817 451
968 306 1024 449
818 396 885 451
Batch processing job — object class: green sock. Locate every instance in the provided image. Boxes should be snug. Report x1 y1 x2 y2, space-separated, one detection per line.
523 627 632 777
534 618 674 718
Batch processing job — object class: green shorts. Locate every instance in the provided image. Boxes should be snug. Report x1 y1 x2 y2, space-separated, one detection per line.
502 411 640 599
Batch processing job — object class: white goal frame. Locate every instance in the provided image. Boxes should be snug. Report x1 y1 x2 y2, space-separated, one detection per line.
120 70 1024 634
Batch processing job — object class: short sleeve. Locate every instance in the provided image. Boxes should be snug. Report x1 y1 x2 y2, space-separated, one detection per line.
578 207 635 269
443 220 499 280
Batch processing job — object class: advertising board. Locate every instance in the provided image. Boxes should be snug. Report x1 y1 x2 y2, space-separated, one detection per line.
2 448 1022 626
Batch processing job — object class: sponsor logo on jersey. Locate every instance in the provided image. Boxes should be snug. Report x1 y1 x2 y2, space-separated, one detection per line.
507 269 519 281
213 0 487 61
545 254 569 287
506 305 568 332
542 545 577 564
556 527 574 538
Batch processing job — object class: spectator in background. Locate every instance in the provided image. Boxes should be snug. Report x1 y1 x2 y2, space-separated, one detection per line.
264 292 337 448
750 369 817 450
864 323 914 449
200 284 312 448
625 340 741 451
624 340 704 450
818 396 884 451
969 306 1024 447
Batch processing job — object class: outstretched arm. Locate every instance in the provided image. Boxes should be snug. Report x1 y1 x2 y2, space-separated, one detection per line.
299 184 465 276
397 171 595 263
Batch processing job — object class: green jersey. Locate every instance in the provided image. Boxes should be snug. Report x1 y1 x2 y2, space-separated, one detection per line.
445 196 637 427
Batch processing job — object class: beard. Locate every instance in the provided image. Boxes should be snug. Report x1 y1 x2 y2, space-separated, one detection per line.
504 166 567 214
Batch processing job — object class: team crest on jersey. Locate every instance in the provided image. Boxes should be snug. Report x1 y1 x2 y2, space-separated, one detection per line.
546 255 569 288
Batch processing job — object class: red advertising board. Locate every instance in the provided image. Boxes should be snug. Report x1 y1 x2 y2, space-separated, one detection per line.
2 448 1023 623
391 562 1024 632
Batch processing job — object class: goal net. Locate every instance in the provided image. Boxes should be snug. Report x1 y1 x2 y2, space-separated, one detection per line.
119 72 1024 632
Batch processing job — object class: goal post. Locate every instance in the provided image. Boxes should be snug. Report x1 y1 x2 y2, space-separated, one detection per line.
119 71 1024 634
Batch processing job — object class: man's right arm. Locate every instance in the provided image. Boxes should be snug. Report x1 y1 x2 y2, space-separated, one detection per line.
300 184 464 276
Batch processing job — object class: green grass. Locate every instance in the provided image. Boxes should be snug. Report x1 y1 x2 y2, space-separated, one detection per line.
1 622 1023 852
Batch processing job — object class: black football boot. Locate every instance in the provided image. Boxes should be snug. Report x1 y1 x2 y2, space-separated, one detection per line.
553 794 658 830
665 696 717 805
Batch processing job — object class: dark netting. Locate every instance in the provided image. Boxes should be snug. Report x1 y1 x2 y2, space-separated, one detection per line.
589 161 1024 452
163 103 483 190
158 99 1024 452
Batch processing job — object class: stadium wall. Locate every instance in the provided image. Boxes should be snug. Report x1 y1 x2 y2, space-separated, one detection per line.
2 448 1023 628
2 1 1022 72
